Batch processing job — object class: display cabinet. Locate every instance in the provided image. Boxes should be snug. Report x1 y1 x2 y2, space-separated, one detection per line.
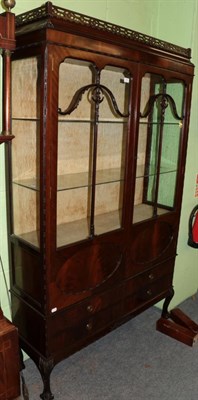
6 2 194 399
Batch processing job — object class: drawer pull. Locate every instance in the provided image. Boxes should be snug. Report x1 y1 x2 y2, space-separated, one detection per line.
87 305 94 313
148 273 154 280
146 289 152 296
86 322 93 331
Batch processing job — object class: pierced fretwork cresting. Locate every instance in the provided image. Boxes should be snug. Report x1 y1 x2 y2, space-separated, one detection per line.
15 2 191 58
58 82 130 238
140 86 183 217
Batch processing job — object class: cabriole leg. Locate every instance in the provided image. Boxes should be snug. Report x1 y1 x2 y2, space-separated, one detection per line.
39 357 54 400
161 286 174 318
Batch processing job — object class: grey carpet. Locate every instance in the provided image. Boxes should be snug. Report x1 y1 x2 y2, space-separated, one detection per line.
17 294 198 399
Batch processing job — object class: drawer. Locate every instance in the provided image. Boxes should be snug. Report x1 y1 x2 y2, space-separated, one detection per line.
124 259 174 297
48 283 124 353
87 283 124 314
123 259 174 316
48 300 122 355
48 284 124 353
48 259 174 355
50 278 124 318
123 274 173 316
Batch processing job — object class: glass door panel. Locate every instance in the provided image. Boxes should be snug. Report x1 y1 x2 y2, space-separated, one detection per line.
11 57 40 247
95 66 129 235
133 73 184 223
57 60 131 247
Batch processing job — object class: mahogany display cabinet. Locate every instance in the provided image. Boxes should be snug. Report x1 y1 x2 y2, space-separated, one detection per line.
6 2 194 399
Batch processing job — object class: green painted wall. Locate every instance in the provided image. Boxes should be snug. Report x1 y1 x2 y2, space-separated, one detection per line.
0 0 197 319
156 0 198 307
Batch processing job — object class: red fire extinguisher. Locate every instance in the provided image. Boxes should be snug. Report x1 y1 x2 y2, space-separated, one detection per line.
188 205 198 248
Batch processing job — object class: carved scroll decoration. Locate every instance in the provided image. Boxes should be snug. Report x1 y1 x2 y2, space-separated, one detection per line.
58 83 130 118
140 93 183 121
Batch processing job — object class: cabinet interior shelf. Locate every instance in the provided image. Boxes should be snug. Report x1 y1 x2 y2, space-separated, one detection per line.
12 117 40 122
12 117 128 123
58 118 128 123
139 121 182 126
15 204 168 249
12 164 177 192
12 118 182 126
16 209 122 248
136 164 177 178
13 168 125 191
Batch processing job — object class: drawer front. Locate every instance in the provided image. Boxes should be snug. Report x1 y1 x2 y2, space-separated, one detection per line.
48 259 174 355
123 274 173 316
48 301 122 355
123 259 174 316
48 284 124 354
125 259 174 296
86 283 124 315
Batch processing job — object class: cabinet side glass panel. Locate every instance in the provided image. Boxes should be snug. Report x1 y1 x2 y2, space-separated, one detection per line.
57 61 131 247
11 57 40 248
133 73 184 223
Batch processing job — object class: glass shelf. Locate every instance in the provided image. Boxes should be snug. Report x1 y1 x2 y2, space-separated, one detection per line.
13 167 125 192
58 168 124 191
139 120 182 126
58 118 128 123
13 178 40 191
12 117 40 121
136 164 177 179
13 164 176 191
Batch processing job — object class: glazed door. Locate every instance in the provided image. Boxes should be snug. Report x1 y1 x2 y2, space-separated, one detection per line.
56 57 132 247
133 70 186 224
126 67 192 274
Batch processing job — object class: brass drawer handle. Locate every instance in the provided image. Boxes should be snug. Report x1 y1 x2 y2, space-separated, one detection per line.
87 305 94 313
148 273 154 280
146 289 152 296
86 322 93 331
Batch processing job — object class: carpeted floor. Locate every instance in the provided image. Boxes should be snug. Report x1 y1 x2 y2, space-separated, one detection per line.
17 294 198 400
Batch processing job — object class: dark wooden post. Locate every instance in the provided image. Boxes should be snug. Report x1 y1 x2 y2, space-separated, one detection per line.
0 0 15 143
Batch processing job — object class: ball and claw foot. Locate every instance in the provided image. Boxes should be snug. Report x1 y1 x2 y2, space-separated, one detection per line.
40 391 54 400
